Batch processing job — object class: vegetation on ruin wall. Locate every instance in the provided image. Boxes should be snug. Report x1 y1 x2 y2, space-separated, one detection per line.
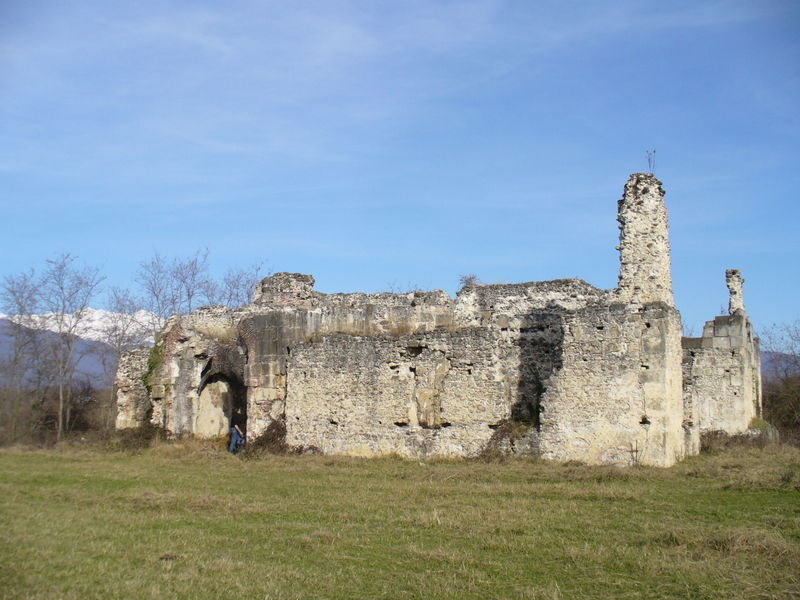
141 341 164 393
1 443 799 599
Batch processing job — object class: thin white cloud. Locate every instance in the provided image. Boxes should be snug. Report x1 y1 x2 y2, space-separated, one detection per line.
0 1 794 187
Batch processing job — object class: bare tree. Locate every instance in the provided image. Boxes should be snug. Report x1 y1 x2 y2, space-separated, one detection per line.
136 252 179 337
104 287 149 355
38 253 105 440
214 262 268 308
137 248 273 320
139 250 268 316
98 287 150 428
761 321 800 442
762 322 800 379
0 269 40 442
172 248 212 313
459 274 483 288
1 270 60 441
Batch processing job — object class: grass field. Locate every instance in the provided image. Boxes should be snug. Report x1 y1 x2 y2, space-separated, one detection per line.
1 440 799 600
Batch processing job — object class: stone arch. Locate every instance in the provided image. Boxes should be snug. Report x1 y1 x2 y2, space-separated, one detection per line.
195 373 246 438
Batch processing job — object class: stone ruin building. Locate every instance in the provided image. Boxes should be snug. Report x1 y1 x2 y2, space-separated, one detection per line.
115 173 762 466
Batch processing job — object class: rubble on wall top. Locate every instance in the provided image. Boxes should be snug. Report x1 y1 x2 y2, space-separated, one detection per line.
252 272 453 309
254 272 315 303
457 278 603 300
627 172 664 185
323 289 452 309
247 271 609 315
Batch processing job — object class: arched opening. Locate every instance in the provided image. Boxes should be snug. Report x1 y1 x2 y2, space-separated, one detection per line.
195 374 246 438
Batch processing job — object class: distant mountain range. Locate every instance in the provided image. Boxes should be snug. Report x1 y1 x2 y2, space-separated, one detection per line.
0 309 159 389
0 308 157 345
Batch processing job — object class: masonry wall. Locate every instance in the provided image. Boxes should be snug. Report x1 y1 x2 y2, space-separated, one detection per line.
137 286 456 439
536 302 686 466
285 328 526 457
280 279 589 458
114 172 755 467
617 174 674 306
144 306 245 436
238 287 456 439
115 347 151 429
682 313 761 434
281 277 688 465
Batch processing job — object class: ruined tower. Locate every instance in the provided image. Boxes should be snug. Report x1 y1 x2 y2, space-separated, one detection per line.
682 269 762 436
726 269 745 315
617 173 674 305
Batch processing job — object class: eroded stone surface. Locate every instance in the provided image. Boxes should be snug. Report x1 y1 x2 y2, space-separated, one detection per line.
682 271 761 437
114 347 150 429
617 173 673 306
116 173 761 466
726 269 746 315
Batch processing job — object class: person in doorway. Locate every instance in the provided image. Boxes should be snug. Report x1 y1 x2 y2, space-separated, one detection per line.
228 407 245 454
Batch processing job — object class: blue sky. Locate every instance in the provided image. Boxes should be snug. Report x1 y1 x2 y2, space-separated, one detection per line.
1 0 798 333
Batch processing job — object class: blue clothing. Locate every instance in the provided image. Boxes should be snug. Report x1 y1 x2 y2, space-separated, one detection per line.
229 427 244 454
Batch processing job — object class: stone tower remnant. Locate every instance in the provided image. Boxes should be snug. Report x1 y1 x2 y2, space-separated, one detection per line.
116 173 761 466
617 173 674 306
726 269 746 315
682 269 760 437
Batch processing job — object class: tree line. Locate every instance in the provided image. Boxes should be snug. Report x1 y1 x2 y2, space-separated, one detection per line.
1 253 797 447
0 250 267 444
761 322 800 444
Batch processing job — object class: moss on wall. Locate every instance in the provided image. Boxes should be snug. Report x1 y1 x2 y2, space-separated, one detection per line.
141 342 164 393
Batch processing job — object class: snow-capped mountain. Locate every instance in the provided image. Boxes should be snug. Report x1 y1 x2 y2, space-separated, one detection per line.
0 309 163 388
0 308 162 346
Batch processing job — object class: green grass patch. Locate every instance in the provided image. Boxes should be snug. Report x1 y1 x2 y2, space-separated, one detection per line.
1 443 799 599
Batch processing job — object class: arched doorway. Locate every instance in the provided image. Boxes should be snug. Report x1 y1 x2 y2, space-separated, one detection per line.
195 374 246 438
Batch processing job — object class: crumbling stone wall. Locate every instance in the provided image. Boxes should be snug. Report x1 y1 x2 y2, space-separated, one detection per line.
726 269 746 315
285 329 506 457
238 286 456 438
530 174 686 466
617 174 674 306
115 347 151 429
115 173 759 466
144 306 246 435
538 302 685 466
682 271 761 435
284 291 569 458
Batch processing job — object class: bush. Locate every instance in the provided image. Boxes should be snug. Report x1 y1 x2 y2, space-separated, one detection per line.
700 430 769 453
59 423 166 453
763 375 800 446
241 420 320 459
